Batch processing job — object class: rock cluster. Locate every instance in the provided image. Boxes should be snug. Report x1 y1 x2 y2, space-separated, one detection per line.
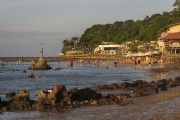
95 76 180 97
1 90 36 111
1 76 179 112
0 84 132 112
174 76 180 86
37 84 70 111
37 84 131 111
29 58 52 70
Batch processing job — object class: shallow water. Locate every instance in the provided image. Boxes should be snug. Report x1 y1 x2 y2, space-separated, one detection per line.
0 61 152 100
0 61 160 120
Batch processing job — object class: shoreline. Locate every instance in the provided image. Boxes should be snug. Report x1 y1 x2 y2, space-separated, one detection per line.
1 86 180 120
0 61 180 119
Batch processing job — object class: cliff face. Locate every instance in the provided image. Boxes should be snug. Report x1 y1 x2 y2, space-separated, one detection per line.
29 58 52 70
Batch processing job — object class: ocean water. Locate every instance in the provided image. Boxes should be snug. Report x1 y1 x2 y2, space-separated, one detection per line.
0 61 152 100
0 60 155 120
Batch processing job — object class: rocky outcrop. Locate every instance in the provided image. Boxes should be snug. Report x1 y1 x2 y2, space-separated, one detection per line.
29 58 52 70
119 82 131 90
133 84 159 97
5 92 16 100
37 84 70 111
155 79 176 91
95 80 148 91
3 76 180 113
174 76 180 86
4 90 36 111
69 88 102 101
95 77 180 98
37 84 132 111
131 80 148 88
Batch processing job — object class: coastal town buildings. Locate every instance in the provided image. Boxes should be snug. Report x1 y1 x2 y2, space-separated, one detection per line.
159 22 180 54
59 22 180 58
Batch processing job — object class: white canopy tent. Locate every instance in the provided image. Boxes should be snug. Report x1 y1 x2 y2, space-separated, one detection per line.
125 51 159 57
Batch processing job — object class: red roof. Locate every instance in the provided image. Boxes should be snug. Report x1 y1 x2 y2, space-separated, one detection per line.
161 32 180 40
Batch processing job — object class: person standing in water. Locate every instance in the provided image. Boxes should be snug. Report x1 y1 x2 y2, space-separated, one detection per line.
69 60 73 68
114 60 117 67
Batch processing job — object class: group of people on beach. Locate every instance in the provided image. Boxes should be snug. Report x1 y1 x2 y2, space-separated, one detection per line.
132 56 164 69
57 55 165 69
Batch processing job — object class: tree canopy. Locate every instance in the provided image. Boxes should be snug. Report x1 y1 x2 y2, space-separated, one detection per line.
173 0 180 11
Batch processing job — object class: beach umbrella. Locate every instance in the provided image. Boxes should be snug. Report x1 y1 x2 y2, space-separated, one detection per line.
144 52 152 56
134 52 144 57
125 54 133 57
152 51 159 54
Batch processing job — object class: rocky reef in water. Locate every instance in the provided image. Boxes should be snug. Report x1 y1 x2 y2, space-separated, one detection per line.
0 76 179 113
29 58 52 70
95 76 180 97
0 84 132 112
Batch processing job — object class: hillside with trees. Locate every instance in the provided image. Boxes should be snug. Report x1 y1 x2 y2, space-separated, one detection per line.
62 0 180 54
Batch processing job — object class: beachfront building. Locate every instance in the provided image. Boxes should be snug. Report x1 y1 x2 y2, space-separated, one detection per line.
137 45 149 53
94 44 122 55
160 32 180 54
159 22 180 54
157 40 165 53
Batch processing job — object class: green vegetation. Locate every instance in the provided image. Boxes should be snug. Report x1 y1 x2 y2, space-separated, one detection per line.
173 0 180 11
62 1 180 54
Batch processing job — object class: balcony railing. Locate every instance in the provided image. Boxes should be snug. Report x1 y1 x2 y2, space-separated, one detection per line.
165 44 180 48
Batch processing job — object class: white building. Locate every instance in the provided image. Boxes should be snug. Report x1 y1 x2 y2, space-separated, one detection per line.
157 40 165 53
94 44 122 55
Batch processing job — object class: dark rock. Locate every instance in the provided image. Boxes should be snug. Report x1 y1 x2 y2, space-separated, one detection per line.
69 88 102 101
119 82 131 90
6 90 36 111
29 73 35 78
166 79 176 88
174 76 180 86
38 84 70 107
105 94 117 100
2 84 133 112
155 79 167 87
150 81 155 84
133 84 158 97
22 70 26 73
109 83 119 90
117 93 131 100
95 84 111 90
5 92 16 100
154 78 175 89
131 80 148 88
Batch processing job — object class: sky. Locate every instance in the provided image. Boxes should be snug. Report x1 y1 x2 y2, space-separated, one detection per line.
0 0 175 57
